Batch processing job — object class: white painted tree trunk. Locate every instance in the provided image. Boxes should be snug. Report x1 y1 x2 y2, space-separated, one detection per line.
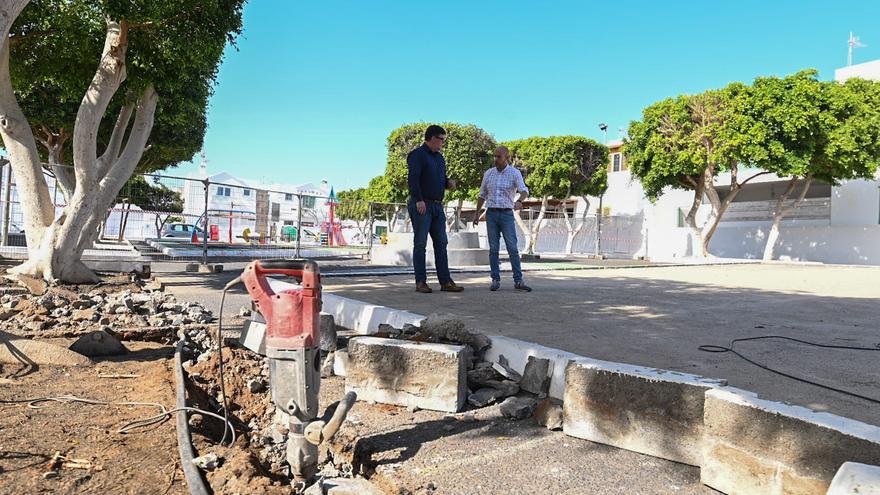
522 197 549 254
562 196 590 254
762 176 812 261
0 17 159 283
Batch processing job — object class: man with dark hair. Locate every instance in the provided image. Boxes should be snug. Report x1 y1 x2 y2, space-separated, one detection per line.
406 125 464 293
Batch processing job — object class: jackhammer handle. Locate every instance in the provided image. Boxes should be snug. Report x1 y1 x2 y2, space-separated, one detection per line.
253 259 320 279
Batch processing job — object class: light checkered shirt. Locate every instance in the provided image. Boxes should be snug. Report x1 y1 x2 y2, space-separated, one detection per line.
478 164 529 209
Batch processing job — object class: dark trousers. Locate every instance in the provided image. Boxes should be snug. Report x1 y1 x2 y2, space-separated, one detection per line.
408 200 451 285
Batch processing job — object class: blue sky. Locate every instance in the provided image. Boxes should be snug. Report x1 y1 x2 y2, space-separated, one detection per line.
177 0 880 190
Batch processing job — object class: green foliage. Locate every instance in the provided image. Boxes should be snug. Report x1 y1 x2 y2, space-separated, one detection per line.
6 0 246 172
385 122 496 202
365 174 403 204
624 90 730 201
117 175 184 212
336 187 370 222
625 70 880 202
503 136 608 199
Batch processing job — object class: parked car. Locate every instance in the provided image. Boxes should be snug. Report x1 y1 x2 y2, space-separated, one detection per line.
161 222 205 239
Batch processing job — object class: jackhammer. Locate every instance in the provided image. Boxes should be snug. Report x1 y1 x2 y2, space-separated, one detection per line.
222 259 356 486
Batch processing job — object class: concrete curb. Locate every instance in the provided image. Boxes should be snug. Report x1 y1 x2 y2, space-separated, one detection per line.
312 289 880 494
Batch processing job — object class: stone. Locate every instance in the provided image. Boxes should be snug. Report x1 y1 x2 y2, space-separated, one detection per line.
345 337 467 413
238 305 251 318
701 387 880 495
0 309 18 321
468 387 505 407
467 366 500 388
72 308 97 322
129 293 152 305
6 273 47 295
533 399 563 430
333 349 349 377
319 313 337 352
827 462 880 495
192 453 220 471
484 379 519 398
418 313 492 354
323 478 384 495
520 356 552 395
563 358 725 467
0 330 93 367
69 330 128 357
492 359 522 383
247 378 266 393
499 396 537 420
321 351 335 378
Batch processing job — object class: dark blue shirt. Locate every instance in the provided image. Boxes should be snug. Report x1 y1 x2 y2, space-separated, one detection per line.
407 143 447 202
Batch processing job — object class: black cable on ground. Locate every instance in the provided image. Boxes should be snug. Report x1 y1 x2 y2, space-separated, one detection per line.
174 339 211 495
699 335 880 405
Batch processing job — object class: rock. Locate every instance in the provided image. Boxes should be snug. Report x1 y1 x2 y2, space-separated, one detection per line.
0 309 18 321
71 308 97 322
323 478 384 495
468 387 505 407
267 424 287 444
520 356 552 395
0 330 93 367
188 413 204 428
98 317 111 326
114 305 131 315
69 330 128 357
129 293 152 305
192 453 220 471
467 366 501 388
319 313 336 352
533 399 563 430
321 351 335 378
238 305 251 318
485 379 519 398
5 274 47 295
247 378 266 393
499 396 537 420
26 320 50 332
42 470 59 479
492 359 522 383
418 313 492 354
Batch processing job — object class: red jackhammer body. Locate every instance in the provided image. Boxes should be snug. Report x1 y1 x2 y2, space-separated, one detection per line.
240 259 355 485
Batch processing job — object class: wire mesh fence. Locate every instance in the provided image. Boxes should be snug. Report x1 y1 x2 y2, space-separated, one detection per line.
0 163 647 264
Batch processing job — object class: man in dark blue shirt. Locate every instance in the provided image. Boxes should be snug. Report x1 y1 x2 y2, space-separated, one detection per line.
407 125 464 293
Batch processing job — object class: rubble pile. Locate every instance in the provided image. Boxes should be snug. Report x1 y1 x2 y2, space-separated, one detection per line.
0 283 214 342
372 313 565 428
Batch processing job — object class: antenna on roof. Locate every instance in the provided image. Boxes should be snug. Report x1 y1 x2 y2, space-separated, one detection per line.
848 32 867 66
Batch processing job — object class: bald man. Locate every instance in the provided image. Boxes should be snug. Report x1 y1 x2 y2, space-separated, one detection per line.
473 146 532 292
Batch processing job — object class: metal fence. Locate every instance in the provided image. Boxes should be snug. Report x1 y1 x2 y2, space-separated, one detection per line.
0 164 647 264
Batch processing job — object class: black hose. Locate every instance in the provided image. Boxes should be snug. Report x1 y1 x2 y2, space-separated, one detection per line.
174 340 211 495
699 335 880 404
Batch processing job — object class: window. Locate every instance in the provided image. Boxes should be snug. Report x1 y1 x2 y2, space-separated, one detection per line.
283 220 294 226
285 193 293 201
612 153 621 172
301 196 315 209
216 186 231 197
243 189 251 197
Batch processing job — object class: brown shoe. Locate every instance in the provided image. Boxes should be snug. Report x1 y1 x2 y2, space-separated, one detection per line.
440 282 464 292
415 282 433 293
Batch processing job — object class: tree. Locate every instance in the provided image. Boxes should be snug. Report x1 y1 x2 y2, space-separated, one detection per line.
0 0 245 283
505 136 608 254
729 72 880 260
364 174 404 232
335 187 371 240
116 175 185 237
624 88 770 257
385 122 496 230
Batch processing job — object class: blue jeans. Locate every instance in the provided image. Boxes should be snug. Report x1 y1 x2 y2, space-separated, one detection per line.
486 209 523 283
408 200 452 285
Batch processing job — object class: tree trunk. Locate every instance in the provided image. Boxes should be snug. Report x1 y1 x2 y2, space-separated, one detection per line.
512 210 531 253
562 197 590 254
762 176 812 261
525 197 549 254
1 19 159 283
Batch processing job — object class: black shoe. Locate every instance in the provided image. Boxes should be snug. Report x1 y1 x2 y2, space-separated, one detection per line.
490 280 500 291
514 282 532 292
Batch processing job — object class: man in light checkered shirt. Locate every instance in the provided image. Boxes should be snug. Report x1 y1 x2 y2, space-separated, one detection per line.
473 146 532 292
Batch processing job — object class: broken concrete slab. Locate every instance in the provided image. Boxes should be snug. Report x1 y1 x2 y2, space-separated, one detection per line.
492 355 522 382
333 349 349 377
0 331 93 367
499 396 538 420
828 462 880 495
533 399 563 430
418 313 491 354
468 387 506 407
701 387 880 495
345 337 467 413
68 330 128 357
320 312 337 352
520 356 551 395
563 358 725 466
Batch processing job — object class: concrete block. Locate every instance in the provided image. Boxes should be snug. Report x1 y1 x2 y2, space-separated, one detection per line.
520 356 551 395
563 358 725 466
482 335 581 399
702 387 880 495
333 349 349 377
319 312 336 352
828 462 880 495
345 337 467 413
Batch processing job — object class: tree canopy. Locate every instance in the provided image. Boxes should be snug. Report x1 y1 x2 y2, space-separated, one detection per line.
505 135 608 199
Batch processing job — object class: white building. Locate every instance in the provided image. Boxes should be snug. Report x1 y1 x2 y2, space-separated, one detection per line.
582 59 880 265
183 160 332 243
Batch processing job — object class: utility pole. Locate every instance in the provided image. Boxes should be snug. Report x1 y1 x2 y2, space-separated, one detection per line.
848 32 867 66
596 123 608 258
